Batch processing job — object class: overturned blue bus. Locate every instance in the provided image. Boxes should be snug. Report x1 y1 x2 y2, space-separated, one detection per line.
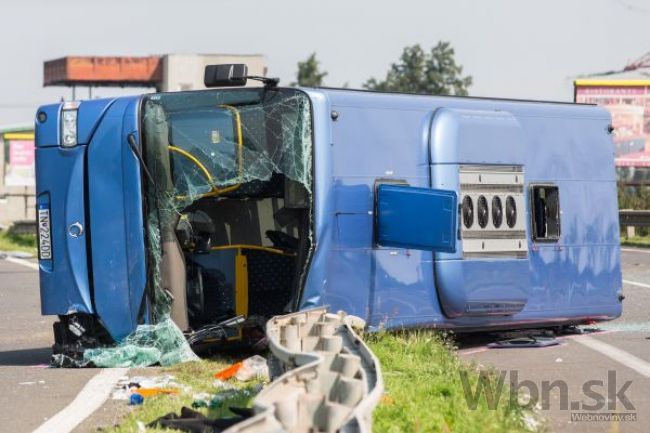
35 64 623 354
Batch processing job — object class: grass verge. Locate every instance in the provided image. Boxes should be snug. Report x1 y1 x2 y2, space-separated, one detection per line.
0 230 37 254
621 235 650 248
104 358 261 433
367 330 543 433
106 332 543 433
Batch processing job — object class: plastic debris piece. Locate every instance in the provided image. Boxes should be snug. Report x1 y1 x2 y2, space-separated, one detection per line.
129 393 144 405
487 337 559 349
213 379 236 390
215 362 243 381
113 374 182 400
50 353 89 368
148 406 248 432
112 388 132 401
555 357 563 363
222 307 383 433
234 355 269 382
135 388 179 397
191 392 214 408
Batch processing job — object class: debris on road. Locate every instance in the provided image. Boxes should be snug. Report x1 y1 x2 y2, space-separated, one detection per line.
487 336 560 349
221 308 383 433
191 385 264 409
234 355 269 382
129 394 144 406
83 318 199 368
148 406 249 432
212 355 269 383
111 374 187 401
214 362 243 381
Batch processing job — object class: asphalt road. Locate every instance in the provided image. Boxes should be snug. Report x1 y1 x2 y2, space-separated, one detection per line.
0 259 96 433
459 248 650 433
1 249 649 433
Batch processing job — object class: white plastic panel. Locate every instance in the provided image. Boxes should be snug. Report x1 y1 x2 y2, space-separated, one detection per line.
223 308 383 433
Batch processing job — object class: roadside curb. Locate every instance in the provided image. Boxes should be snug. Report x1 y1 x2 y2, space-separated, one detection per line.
0 250 35 259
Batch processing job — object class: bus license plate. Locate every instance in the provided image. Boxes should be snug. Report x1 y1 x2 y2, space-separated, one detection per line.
38 207 52 260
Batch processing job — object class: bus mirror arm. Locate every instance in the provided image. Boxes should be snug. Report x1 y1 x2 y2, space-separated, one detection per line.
127 133 158 191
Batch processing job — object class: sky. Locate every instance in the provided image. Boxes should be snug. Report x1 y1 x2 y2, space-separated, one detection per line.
1 0 649 125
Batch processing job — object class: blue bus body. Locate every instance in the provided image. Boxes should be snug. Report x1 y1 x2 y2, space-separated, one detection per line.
35 87 622 347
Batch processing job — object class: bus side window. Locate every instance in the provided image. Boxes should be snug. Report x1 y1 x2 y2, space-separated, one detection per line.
530 184 560 242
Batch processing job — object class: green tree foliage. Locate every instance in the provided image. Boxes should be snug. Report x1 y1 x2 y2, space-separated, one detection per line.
618 185 650 209
291 53 328 87
364 42 472 96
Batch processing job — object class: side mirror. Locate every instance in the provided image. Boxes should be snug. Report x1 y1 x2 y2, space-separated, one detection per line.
376 184 457 252
204 64 248 87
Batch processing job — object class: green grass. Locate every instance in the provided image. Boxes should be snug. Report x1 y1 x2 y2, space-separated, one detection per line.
0 230 37 254
367 331 544 433
621 235 650 248
107 333 543 433
104 358 261 433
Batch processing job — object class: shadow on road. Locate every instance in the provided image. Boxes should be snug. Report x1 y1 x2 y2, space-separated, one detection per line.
0 347 51 366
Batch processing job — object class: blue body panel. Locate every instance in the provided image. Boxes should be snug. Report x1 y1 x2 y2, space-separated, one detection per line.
86 97 146 341
35 104 62 147
36 87 622 341
300 88 622 329
376 184 457 253
35 97 147 341
35 145 93 315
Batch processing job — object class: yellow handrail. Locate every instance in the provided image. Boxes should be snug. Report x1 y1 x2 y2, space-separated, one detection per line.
169 146 213 183
169 104 245 200
210 244 293 256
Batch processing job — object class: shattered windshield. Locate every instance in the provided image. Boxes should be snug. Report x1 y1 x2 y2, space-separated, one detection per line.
142 88 312 209
141 88 313 323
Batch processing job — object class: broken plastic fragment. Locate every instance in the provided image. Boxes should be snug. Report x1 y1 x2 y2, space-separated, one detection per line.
135 388 179 397
214 362 243 381
234 355 269 382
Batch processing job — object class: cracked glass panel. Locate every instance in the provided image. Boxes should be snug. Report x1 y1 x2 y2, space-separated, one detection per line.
129 88 311 364
144 88 313 212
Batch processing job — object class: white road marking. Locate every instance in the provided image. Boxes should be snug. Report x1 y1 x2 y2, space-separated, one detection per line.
32 367 128 433
623 279 650 289
621 247 650 254
457 347 489 356
3 256 39 271
574 336 650 378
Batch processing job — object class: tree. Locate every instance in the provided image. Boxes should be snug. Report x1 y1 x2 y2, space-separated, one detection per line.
291 53 328 87
364 42 472 96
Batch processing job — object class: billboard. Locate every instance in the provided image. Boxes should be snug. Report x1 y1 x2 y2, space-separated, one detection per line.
4 138 35 187
575 85 650 156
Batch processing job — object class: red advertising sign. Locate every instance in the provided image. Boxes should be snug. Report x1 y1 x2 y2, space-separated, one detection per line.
575 85 650 157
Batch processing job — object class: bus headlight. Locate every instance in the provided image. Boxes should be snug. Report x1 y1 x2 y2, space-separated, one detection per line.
61 102 79 147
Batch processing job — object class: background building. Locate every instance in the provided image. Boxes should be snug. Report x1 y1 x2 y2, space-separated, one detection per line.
43 53 267 93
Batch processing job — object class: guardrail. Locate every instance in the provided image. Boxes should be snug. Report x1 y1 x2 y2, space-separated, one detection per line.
619 210 650 237
224 307 383 433
8 220 36 235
